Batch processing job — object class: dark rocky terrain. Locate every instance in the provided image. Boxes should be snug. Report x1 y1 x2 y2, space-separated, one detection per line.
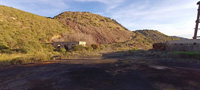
1 55 200 90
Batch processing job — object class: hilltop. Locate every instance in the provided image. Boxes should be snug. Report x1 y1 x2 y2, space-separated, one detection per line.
53 11 133 44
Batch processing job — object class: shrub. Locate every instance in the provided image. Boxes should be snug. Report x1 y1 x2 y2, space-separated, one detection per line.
72 45 85 51
0 44 11 53
10 57 25 65
86 46 93 51
128 47 138 53
100 44 105 50
13 48 27 53
0 45 9 50
60 48 66 53
132 47 138 51
0 49 12 53
91 44 99 49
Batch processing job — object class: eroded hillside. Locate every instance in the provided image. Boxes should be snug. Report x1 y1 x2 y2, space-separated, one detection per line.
53 11 133 44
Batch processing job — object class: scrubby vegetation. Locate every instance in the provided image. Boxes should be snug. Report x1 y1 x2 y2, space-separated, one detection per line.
0 5 70 65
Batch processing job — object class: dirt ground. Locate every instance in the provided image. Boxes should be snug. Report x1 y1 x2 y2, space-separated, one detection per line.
1 56 200 90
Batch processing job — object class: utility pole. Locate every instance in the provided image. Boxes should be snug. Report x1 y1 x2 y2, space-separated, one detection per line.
193 1 200 39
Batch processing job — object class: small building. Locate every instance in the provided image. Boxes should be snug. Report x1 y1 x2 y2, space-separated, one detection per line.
52 41 86 51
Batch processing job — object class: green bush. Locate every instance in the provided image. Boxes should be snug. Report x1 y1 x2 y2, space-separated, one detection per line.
60 48 66 53
72 45 85 51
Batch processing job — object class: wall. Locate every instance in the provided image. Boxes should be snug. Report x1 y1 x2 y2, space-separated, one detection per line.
165 39 200 52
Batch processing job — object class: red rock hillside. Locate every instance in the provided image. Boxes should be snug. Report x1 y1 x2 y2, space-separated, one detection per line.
53 11 133 44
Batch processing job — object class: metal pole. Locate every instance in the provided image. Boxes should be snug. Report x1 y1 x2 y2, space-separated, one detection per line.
193 1 200 39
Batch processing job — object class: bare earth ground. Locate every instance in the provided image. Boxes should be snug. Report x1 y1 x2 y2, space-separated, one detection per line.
1 55 200 90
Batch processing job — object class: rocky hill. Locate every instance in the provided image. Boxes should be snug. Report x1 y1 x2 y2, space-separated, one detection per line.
53 11 133 44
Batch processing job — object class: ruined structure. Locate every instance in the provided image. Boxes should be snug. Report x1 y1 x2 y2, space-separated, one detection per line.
52 41 86 51
153 40 200 52
165 40 200 52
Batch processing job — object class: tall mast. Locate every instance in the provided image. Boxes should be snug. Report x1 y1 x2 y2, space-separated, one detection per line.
193 1 200 39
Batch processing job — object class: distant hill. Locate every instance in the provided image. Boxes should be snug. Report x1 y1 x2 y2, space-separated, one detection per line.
53 11 133 44
133 30 177 43
110 30 178 50
171 36 188 40
0 5 70 53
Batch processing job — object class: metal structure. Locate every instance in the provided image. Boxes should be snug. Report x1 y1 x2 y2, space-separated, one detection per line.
193 1 200 39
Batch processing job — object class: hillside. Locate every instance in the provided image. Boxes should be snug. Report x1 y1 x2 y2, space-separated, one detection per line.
133 30 177 43
0 5 70 53
108 30 178 50
131 30 178 49
53 11 133 44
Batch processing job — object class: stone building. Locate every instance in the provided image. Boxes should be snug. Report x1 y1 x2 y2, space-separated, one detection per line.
52 41 86 51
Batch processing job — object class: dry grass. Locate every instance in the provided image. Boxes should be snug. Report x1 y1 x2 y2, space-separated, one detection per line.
0 52 50 66
0 53 26 61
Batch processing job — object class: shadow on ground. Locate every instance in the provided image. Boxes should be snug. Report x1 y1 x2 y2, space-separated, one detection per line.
1 50 200 90
0 60 156 90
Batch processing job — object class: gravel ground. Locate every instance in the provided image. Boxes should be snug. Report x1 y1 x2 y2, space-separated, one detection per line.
0 56 200 90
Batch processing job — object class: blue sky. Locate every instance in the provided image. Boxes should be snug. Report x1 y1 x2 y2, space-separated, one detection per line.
0 0 199 38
